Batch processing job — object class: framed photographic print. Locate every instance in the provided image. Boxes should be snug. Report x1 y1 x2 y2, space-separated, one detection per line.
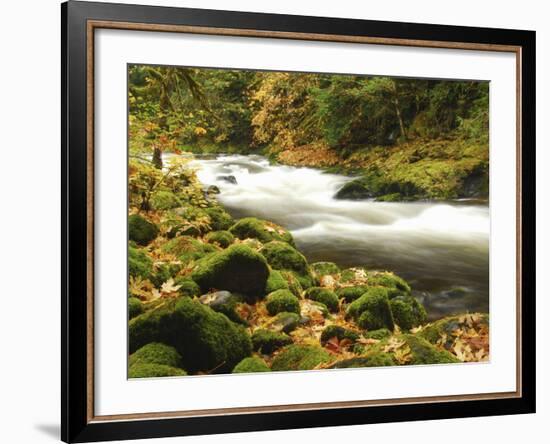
61 1 536 442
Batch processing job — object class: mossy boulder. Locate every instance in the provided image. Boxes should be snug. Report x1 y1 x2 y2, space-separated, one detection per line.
205 230 235 248
328 354 396 369
303 287 339 312
232 357 270 374
229 217 294 245
265 290 300 316
128 363 187 378
260 241 316 289
334 171 424 201
129 342 182 368
271 312 301 334
150 262 181 287
129 297 252 373
336 286 370 303
204 206 234 231
368 272 411 296
334 177 375 200
310 262 340 276
347 287 394 331
199 291 246 325
271 345 332 371
252 329 293 354
320 325 360 345
363 328 392 340
191 244 269 296
150 190 182 210
128 214 159 245
128 297 143 319
128 246 153 280
265 269 290 294
280 270 304 297
173 277 201 298
418 313 489 346
161 236 219 264
370 334 460 365
390 295 427 330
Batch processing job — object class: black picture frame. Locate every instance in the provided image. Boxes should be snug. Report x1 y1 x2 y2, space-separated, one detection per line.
61 1 536 442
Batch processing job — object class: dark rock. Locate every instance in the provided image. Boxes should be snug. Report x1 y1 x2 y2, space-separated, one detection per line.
217 175 238 185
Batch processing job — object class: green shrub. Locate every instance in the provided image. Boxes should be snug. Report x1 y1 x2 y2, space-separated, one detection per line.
265 290 301 315
232 357 270 373
229 217 294 245
128 297 143 319
205 230 235 248
303 287 339 312
191 244 269 296
347 287 394 331
252 329 293 354
128 214 159 245
260 241 316 288
129 363 187 378
271 345 332 371
129 297 252 373
129 342 182 368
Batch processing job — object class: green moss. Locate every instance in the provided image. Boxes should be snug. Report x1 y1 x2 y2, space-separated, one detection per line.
375 193 402 202
303 287 339 312
128 297 143 319
173 277 201 298
128 246 153 280
363 328 392 340
232 357 270 373
229 217 294 245
161 236 218 263
265 269 290 294
271 345 332 371
272 312 301 334
128 297 252 373
191 244 269 296
128 363 187 378
205 230 235 248
280 270 304 297
347 288 394 331
260 241 316 289
204 206 234 231
129 342 182 368
328 353 396 369
336 286 370 303
320 325 360 345
150 262 181 287
419 313 489 346
265 290 300 315
150 190 182 210
252 329 293 354
390 295 427 330
310 262 340 276
199 291 247 325
368 272 411 295
128 214 159 246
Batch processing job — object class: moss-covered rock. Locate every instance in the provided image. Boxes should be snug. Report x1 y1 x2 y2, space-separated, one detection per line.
128 297 143 319
390 295 427 330
128 246 153 280
205 230 235 248
232 356 270 373
368 272 411 295
161 236 219 263
265 269 290 294
310 262 340 276
328 354 396 369
252 329 293 354
418 313 489 346
229 217 294 245
173 277 201 298
128 214 159 245
129 297 252 373
363 328 392 340
191 244 269 296
303 287 339 312
271 312 301 334
347 287 394 331
150 190 182 210
204 206 234 231
260 241 316 289
265 290 300 316
199 291 246 325
150 262 182 287
336 286 370 303
320 325 360 345
129 342 182 368
271 345 332 371
280 270 304 297
128 363 187 378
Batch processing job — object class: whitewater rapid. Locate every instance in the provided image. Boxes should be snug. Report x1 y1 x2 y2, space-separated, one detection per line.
189 154 489 319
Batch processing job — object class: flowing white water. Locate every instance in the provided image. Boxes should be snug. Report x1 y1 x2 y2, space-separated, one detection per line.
189 154 489 319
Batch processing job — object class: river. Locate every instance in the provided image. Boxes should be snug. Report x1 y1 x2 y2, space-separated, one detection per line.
189 154 489 320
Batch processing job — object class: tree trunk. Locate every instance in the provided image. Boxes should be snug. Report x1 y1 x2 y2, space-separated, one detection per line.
393 98 407 140
152 146 163 169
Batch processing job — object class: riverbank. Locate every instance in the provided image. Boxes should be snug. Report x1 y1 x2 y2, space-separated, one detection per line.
127 154 489 378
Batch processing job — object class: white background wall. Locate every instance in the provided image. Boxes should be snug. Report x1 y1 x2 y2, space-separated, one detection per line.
0 0 546 443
